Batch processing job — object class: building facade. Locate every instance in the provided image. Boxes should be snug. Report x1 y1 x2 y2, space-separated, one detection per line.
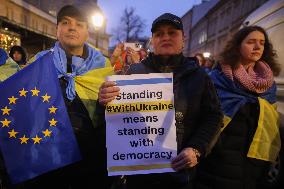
182 0 268 59
181 0 219 57
181 9 193 57
0 0 57 57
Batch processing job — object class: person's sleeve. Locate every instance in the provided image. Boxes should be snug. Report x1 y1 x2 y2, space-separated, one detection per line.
187 74 223 157
0 58 19 82
95 100 106 129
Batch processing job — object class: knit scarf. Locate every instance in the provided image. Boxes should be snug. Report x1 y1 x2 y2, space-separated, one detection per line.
220 60 274 93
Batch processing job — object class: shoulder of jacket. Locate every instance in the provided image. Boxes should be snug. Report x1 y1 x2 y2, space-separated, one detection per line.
178 57 206 77
127 63 148 74
184 56 198 64
126 57 152 74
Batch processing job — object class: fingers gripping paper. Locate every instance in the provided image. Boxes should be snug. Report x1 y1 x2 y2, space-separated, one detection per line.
106 73 177 176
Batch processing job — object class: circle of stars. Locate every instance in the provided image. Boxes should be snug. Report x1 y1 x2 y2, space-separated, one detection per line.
0 87 58 144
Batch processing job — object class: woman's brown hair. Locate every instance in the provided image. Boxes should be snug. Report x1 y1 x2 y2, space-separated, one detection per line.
220 26 281 76
195 53 206 66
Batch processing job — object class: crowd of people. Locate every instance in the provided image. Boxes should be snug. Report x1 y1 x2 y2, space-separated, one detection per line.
194 53 215 73
0 3 282 189
110 43 148 74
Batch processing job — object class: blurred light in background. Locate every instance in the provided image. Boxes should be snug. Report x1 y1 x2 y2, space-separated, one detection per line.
203 52 211 58
92 13 104 28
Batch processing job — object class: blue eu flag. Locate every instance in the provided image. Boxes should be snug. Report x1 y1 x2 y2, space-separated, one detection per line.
0 53 82 184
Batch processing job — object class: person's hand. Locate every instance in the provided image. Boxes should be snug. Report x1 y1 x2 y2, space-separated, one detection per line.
171 147 199 171
126 47 140 64
98 81 120 106
111 43 124 66
113 43 124 57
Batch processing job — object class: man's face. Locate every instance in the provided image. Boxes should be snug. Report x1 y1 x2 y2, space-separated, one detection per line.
151 24 184 56
56 16 89 50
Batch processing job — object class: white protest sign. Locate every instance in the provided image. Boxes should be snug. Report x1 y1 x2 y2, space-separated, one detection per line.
106 73 177 176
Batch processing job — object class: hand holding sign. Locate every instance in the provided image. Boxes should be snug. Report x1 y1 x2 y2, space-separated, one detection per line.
98 81 120 106
105 73 177 176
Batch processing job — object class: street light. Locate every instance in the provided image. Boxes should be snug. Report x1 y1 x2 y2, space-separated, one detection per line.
92 13 104 48
203 52 211 58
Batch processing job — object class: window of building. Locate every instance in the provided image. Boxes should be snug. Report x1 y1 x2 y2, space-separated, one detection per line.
0 31 21 52
208 15 217 37
219 10 226 31
226 7 232 24
232 0 241 22
35 20 38 30
22 14 28 26
198 31 207 44
32 19 35 29
32 19 38 30
7 8 13 20
42 24 48 34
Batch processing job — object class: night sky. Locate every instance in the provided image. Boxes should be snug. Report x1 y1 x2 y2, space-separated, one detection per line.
98 0 201 42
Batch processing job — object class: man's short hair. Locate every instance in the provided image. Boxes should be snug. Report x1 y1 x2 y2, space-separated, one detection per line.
57 5 88 24
151 13 183 33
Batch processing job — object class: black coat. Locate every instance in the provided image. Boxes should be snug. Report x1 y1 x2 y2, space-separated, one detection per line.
122 53 223 189
195 103 271 189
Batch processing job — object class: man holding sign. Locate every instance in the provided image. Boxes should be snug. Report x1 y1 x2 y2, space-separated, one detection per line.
98 13 222 189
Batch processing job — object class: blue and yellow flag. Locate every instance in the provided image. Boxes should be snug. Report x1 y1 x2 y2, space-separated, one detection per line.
0 54 81 184
210 68 281 162
29 45 114 128
209 68 277 127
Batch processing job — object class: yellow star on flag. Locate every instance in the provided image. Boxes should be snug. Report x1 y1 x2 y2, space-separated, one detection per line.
8 129 18 138
1 118 11 127
49 118 57 127
42 129 52 137
31 87 40 96
1 106 11 115
49 106 57 114
19 88 28 97
41 93 51 102
8 96 18 104
32 135 42 144
19 135 29 144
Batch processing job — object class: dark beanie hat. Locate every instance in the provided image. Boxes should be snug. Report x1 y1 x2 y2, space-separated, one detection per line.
151 13 183 33
57 5 88 24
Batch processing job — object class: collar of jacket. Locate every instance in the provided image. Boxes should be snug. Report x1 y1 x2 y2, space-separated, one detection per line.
143 53 198 75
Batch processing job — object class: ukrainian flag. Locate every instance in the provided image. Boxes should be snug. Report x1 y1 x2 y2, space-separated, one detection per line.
75 65 113 127
210 68 281 162
29 48 114 128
